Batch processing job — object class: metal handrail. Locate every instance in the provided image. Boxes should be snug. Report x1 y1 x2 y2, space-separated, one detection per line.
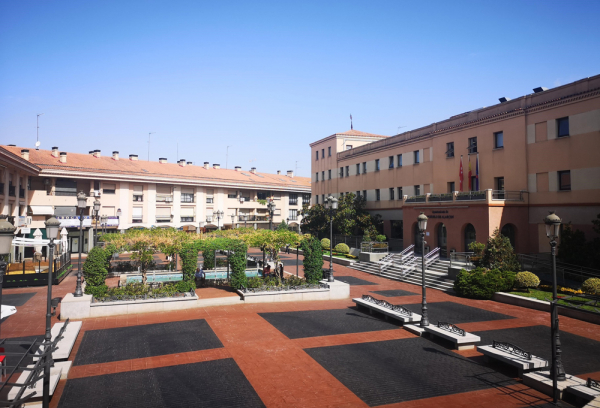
518 253 600 285
449 251 474 270
492 190 524 201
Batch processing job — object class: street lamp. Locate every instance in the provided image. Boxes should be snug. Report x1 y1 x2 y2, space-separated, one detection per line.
93 199 101 247
213 210 224 230
418 212 429 327
286 217 290 231
116 208 122 232
101 215 108 234
0 215 16 339
544 211 566 402
230 214 235 228
267 199 276 230
74 191 87 297
43 215 60 407
326 196 338 282
243 214 248 228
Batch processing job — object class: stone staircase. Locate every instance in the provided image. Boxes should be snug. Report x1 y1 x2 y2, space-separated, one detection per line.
349 257 455 292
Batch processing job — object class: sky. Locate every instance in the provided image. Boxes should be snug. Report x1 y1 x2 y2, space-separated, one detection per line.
1 0 599 178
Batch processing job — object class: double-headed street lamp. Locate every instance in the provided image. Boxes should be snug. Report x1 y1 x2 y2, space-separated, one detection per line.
418 212 429 327
243 214 248 228
74 191 87 297
267 198 276 230
92 199 101 247
544 211 566 403
213 210 224 230
326 195 338 282
0 215 16 339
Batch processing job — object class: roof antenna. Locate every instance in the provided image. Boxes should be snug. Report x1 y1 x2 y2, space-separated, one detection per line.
397 125 407 134
36 113 44 150
226 145 232 169
148 132 155 161
350 114 353 130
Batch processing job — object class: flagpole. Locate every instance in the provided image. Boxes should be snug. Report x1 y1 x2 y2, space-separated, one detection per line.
459 155 463 192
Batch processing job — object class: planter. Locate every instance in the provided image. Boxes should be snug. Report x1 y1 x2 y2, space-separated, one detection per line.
237 279 349 303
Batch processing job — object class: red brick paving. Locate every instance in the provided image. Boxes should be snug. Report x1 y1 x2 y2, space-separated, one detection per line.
2 253 596 407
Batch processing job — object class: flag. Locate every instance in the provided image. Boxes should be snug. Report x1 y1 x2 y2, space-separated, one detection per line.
459 155 463 191
475 153 480 191
468 155 472 191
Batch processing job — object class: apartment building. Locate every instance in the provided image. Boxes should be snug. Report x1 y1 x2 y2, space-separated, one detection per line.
0 146 310 258
310 75 600 256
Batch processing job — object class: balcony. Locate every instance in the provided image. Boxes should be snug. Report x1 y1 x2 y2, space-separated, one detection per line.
156 194 173 203
132 217 143 224
133 195 143 202
8 186 15 197
405 195 426 203
181 217 194 222
206 198 214 204
241 215 269 222
289 199 298 206
492 190 524 201
401 189 527 206
428 193 454 202
181 194 194 203
288 216 298 221
456 191 486 201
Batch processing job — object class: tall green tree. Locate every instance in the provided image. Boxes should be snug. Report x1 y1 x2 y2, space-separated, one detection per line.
301 237 324 283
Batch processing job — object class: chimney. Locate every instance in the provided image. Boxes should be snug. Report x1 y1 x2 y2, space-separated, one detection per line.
203 162 209 169
187 161 192 165
21 149 30 160
235 166 241 171
287 170 294 178
159 158 167 164
89 151 95 155
112 151 119 160
179 159 186 167
93 150 101 158
250 167 256 174
129 154 138 161
277 170 281 175
59 152 67 163
213 163 220 169
51 147 59 158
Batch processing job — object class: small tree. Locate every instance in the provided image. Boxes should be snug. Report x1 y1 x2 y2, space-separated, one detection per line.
178 242 198 291
276 220 289 231
129 239 157 285
83 246 108 297
229 240 249 289
302 237 324 283
481 229 520 272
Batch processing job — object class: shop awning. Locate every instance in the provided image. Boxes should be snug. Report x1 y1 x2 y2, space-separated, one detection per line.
29 205 54 215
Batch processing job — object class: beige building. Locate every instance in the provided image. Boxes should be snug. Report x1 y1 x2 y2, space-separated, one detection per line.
0 146 310 258
310 75 600 255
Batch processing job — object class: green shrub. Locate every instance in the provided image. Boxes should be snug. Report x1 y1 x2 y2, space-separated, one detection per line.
582 278 600 295
175 280 196 293
481 229 521 272
85 284 108 298
453 267 515 300
303 237 324 284
179 242 198 284
468 241 486 257
375 235 387 242
334 243 350 254
321 238 330 250
246 277 263 288
514 271 540 291
83 247 108 294
229 240 249 290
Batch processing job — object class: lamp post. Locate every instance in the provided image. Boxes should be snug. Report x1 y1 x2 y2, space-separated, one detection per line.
244 214 248 228
0 215 16 340
101 215 108 234
230 214 235 228
213 210 223 230
326 196 338 282
267 198 276 230
74 191 87 297
418 212 429 327
544 211 566 402
43 215 60 408
92 199 100 247
286 217 290 231
116 208 122 230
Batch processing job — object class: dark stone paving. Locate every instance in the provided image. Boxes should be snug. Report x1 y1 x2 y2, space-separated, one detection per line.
400 301 515 324
306 337 516 406
474 325 600 375
58 359 265 408
334 276 376 286
1 335 39 372
370 289 417 297
74 319 223 366
2 292 36 307
259 307 400 339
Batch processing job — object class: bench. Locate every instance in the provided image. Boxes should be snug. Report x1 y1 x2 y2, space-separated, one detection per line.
33 321 82 362
565 378 600 404
353 295 421 324
477 341 548 377
8 364 62 401
424 322 480 350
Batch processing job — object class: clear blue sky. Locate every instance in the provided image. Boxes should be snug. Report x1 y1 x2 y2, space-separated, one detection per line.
1 0 599 177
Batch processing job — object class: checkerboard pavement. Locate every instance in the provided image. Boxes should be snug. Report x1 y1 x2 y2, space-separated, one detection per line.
2 252 599 407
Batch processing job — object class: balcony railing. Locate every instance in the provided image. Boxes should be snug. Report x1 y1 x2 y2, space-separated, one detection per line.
492 190 523 201
19 188 25 198
132 217 143 223
456 191 486 201
133 195 143 202
428 193 454 202
288 216 298 221
405 195 426 203
8 186 15 196
156 194 173 203
289 199 298 205
181 217 194 222
181 194 194 203
206 198 214 204
242 215 269 221
400 189 526 206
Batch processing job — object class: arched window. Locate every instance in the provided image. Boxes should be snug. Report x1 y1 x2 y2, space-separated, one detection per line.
464 224 476 251
501 224 516 250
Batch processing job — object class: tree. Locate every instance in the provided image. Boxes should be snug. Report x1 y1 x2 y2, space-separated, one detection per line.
83 246 109 296
302 237 324 283
276 220 289 231
229 240 249 289
481 229 520 272
243 229 300 280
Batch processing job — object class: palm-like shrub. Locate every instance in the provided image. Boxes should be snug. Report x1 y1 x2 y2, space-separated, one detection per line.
321 238 330 250
582 278 600 295
514 271 540 292
334 243 350 254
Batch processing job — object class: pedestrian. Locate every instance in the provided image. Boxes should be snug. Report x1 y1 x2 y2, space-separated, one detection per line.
279 263 284 280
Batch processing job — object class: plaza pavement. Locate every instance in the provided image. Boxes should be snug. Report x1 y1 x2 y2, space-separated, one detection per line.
1 251 599 407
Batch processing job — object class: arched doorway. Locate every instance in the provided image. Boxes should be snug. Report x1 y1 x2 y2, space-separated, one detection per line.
437 223 447 258
413 223 424 255
464 223 476 252
501 224 516 250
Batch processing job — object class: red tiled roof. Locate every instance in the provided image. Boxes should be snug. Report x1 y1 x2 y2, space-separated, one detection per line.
0 146 310 189
334 129 388 138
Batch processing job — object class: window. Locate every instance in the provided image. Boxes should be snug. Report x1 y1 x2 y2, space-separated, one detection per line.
376 189 380 201
315 172 318 182
289 209 298 220
375 159 380 171
446 142 454 158
257 192 268 200
363 190 367 200
448 182 455 193
321 194 325 204
389 156 394 169
133 185 143 202
321 171 324 181
362 162 367 173
557 117 569 137
414 150 420 164
132 207 143 223
356 163 360 175
340 167 344 177
180 207 194 223
397 187 403 199
328 170 331 180
321 148 325 158
156 207 171 223
389 188 394 200
414 185 421 195
495 177 504 191
103 183 116 194
316 195 319 204
471 176 477 191
397 154 403 167
558 170 571 191
227 190 237 199
494 131 504 149
206 189 214 204
328 146 331 156
316 151 319 160
356 191 360 198
289 193 298 205
346 145 353 150
468 137 478 154
302 194 310 205
339 192 343 198
181 193 194 203
345 166 349 177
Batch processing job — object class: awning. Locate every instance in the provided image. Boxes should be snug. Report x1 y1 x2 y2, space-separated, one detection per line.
29 205 54 215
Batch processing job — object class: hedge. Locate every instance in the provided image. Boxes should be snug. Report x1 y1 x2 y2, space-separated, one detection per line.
334 243 350 254
453 267 515 300
303 237 324 284
83 246 109 296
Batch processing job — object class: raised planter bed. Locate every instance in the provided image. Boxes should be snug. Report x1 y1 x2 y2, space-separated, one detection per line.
237 280 350 303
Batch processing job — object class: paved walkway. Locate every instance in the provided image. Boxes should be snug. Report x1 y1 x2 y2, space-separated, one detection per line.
1 253 599 407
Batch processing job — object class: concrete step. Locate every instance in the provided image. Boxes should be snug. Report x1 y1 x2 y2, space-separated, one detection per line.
350 261 455 292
